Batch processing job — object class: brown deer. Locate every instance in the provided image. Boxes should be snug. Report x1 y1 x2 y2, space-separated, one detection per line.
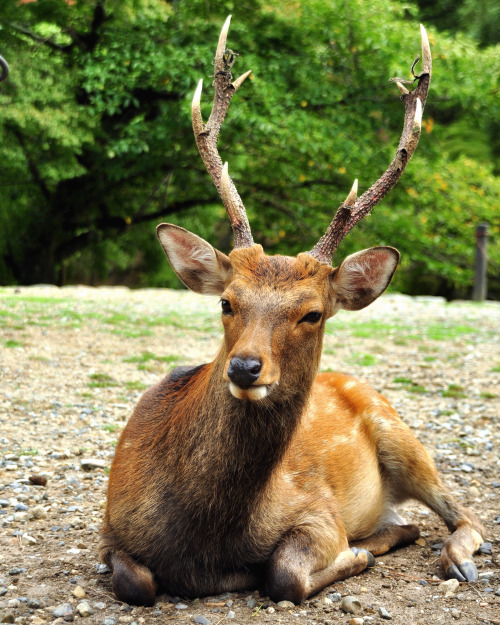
100 18 484 606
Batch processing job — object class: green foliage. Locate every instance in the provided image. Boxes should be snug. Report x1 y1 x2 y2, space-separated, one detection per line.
0 0 499 298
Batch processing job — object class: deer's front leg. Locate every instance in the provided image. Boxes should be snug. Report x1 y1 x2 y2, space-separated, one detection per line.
266 524 374 603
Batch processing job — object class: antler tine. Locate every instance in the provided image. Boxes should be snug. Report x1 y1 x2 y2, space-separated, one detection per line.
191 16 254 248
0 56 9 83
308 25 432 264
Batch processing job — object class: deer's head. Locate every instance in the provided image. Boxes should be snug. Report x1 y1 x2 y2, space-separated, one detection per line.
157 17 431 403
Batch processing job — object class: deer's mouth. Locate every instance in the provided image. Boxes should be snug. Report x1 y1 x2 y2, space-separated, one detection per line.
229 382 276 401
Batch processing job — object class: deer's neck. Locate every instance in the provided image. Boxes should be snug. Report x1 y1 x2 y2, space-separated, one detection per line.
163 355 313 530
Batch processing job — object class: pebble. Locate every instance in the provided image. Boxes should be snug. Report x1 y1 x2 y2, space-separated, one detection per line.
175 603 188 610
349 619 364 625
76 601 94 617
80 458 107 471
266 607 275 614
72 586 86 599
53 603 74 620
328 592 342 602
341 596 361 614
194 617 211 625
227 610 235 619
277 600 295 609
439 579 460 594
31 505 47 519
478 542 492 555
26 598 43 609
379 606 392 619
246 597 257 609
451 608 461 619
101 618 116 625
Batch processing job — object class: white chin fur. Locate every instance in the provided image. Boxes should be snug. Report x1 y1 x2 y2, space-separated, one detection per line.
229 382 269 401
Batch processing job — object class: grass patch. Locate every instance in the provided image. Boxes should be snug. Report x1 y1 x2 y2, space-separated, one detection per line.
425 324 476 341
393 377 428 394
5 339 24 348
348 353 377 366
123 351 181 370
480 392 496 399
102 424 121 433
88 373 118 388
125 380 148 391
441 384 466 399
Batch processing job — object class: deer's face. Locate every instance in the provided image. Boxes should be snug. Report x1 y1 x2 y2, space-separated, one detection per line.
219 247 334 401
157 224 399 403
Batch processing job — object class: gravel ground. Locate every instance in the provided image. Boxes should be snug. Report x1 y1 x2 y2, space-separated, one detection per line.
0 286 499 625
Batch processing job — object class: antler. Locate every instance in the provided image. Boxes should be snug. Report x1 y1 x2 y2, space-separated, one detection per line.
0 56 9 83
308 25 432 264
192 16 254 248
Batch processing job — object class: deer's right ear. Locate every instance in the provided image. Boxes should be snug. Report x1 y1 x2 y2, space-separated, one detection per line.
156 224 232 295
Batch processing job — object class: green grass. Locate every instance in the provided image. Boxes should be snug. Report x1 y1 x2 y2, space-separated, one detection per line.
125 380 148 391
88 373 118 388
425 324 477 341
393 377 428 394
348 352 377 366
123 351 181 370
441 384 466 399
5 339 24 348
102 423 121 433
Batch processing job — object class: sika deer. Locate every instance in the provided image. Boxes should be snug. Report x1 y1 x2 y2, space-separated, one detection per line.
100 18 484 606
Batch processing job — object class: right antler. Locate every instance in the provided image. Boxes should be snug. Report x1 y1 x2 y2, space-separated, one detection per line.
0 56 9 83
308 25 432 264
192 16 254 249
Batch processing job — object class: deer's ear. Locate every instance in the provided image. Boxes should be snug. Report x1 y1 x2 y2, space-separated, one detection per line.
330 246 400 311
157 224 232 295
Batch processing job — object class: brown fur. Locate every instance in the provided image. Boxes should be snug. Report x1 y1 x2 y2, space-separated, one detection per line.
101 243 484 605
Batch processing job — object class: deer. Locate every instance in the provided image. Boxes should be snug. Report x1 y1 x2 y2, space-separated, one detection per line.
100 17 484 607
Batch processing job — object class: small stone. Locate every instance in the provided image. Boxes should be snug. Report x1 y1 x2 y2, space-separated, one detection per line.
415 537 426 546
478 542 492 555
26 598 43 609
349 619 364 625
468 486 480 498
341 596 361 614
194 617 211 625
21 534 36 546
451 608 461 619
76 602 94 617
101 618 116 625
0 589 7 597
73 586 86 599
8 568 24 576
28 475 47 487
175 603 188 610
1 613 15 623
31 506 47 520
328 592 342 602
53 603 74 621
266 607 275 614
277 600 295 609
14 503 28 512
246 597 257 609
80 458 107 471
379 606 392 619
439 579 460 594
93 602 106 610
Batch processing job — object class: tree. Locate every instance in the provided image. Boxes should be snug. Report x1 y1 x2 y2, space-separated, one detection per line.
0 0 499 297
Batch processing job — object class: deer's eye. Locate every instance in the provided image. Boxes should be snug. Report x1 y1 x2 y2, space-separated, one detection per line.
221 299 233 315
299 311 322 324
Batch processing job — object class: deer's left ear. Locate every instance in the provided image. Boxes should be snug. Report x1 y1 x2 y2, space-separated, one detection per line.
330 246 400 311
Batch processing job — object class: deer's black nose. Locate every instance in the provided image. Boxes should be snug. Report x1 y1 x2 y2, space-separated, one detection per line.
227 357 262 389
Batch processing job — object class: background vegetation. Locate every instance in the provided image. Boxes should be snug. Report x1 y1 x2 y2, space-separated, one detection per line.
0 0 498 298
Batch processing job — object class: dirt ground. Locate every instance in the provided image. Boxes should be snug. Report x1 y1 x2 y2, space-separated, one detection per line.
0 286 499 625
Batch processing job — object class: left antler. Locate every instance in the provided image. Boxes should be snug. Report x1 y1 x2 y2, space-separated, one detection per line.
192 16 254 248
308 25 432 264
